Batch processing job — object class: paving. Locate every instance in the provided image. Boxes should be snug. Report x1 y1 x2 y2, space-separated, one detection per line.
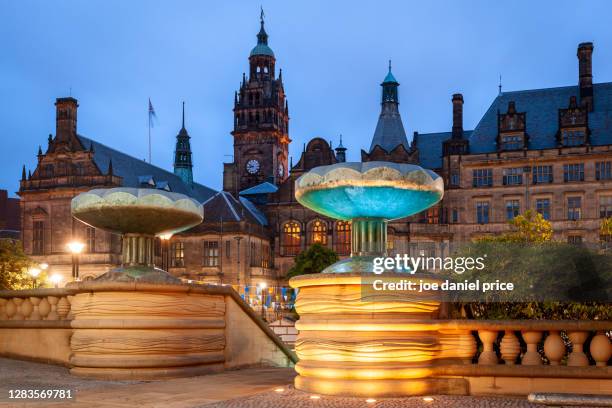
0 358 598 408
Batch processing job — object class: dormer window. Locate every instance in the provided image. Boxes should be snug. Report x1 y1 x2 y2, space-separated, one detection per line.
561 129 586 146
498 101 527 151
558 96 588 147
138 175 155 186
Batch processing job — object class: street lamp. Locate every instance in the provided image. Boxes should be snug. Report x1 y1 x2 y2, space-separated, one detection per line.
159 233 173 272
234 236 243 290
28 267 41 289
50 273 63 288
67 241 85 281
258 282 267 320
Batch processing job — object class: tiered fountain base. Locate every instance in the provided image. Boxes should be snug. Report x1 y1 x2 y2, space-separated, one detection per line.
290 273 475 397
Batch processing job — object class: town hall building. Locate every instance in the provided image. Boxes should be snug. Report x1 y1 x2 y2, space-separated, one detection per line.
17 15 612 297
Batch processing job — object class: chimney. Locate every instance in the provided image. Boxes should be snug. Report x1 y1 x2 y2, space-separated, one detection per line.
452 93 464 139
577 42 594 111
55 97 79 142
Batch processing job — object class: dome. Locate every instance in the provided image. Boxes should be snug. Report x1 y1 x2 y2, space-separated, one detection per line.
250 43 275 57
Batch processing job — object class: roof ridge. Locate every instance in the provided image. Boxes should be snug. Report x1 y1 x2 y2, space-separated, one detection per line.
78 135 212 192
220 191 241 221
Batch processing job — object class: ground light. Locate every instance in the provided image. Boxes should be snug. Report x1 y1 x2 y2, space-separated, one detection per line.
309 395 320 400
365 398 377 403
274 388 284 392
423 396 434 402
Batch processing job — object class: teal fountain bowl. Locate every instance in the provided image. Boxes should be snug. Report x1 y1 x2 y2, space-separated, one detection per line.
295 161 444 273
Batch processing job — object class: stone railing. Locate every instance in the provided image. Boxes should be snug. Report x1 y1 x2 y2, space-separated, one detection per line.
446 320 611 367
0 289 75 322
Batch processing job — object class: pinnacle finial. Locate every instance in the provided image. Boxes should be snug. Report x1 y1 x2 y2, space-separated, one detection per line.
260 6 264 24
182 101 185 129
389 59 392 73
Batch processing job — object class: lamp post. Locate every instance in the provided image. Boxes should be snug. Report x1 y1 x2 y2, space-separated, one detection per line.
159 233 173 272
28 267 41 289
234 236 243 291
67 241 85 281
258 282 267 321
50 273 63 288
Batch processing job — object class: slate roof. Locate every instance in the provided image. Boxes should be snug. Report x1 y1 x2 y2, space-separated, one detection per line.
202 191 267 226
239 181 278 196
369 106 409 153
416 131 473 170
469 82 612 153
77 135 216 203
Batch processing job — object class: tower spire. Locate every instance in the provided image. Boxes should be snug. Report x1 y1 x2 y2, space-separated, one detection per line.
181 101 185 129
173 102 193 185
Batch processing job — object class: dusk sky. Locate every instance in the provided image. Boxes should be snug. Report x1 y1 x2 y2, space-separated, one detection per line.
2 0 612 197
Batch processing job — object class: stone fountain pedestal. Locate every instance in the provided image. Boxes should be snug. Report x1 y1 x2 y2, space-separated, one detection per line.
290 162 471 397
68 188 214 379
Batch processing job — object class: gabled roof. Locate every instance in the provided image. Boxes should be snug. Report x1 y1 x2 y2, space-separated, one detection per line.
203 191 267 226
77 135 216 203
469 82 612 153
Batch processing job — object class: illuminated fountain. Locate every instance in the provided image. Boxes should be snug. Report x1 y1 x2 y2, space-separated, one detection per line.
290 162 472 397
71 187 203 282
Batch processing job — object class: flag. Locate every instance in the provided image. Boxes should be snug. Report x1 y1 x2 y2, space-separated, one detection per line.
148 98 157 127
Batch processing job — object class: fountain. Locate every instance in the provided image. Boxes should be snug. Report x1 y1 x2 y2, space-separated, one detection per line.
71 187 203 282
290 162 472 397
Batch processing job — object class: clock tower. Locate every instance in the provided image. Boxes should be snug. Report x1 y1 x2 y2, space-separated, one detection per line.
223 11 290 195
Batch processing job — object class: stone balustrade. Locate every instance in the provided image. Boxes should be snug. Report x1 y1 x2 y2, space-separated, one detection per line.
434 320 612 368
0 289 74 322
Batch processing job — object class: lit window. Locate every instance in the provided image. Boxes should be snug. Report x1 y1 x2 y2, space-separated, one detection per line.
335 221 351 256
308 220 327 245
282 222 301 256
567 196 582 220
171 242 184 267
203 241 219 267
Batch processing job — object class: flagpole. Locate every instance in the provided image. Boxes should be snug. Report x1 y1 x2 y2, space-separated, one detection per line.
148 101 152 163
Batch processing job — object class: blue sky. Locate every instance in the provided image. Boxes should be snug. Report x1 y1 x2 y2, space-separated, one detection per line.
1 1 612 196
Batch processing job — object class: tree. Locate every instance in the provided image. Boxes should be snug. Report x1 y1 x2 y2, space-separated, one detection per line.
0 240 35 290
287 243 339 278
601 217 612 247
479 209 552 243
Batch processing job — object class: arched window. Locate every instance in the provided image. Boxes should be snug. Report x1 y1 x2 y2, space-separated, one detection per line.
335 221 351 256
308 220 327 245
282 222 301 256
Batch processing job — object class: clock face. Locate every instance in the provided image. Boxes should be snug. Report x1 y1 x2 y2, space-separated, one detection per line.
246 159 260 175
277 163 284 178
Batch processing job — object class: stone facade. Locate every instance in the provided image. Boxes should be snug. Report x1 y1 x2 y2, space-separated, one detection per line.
0 189 20 239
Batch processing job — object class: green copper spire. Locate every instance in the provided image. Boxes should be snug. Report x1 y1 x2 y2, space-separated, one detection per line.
383 60 398 84
250 8 275 57
173 101 193 185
